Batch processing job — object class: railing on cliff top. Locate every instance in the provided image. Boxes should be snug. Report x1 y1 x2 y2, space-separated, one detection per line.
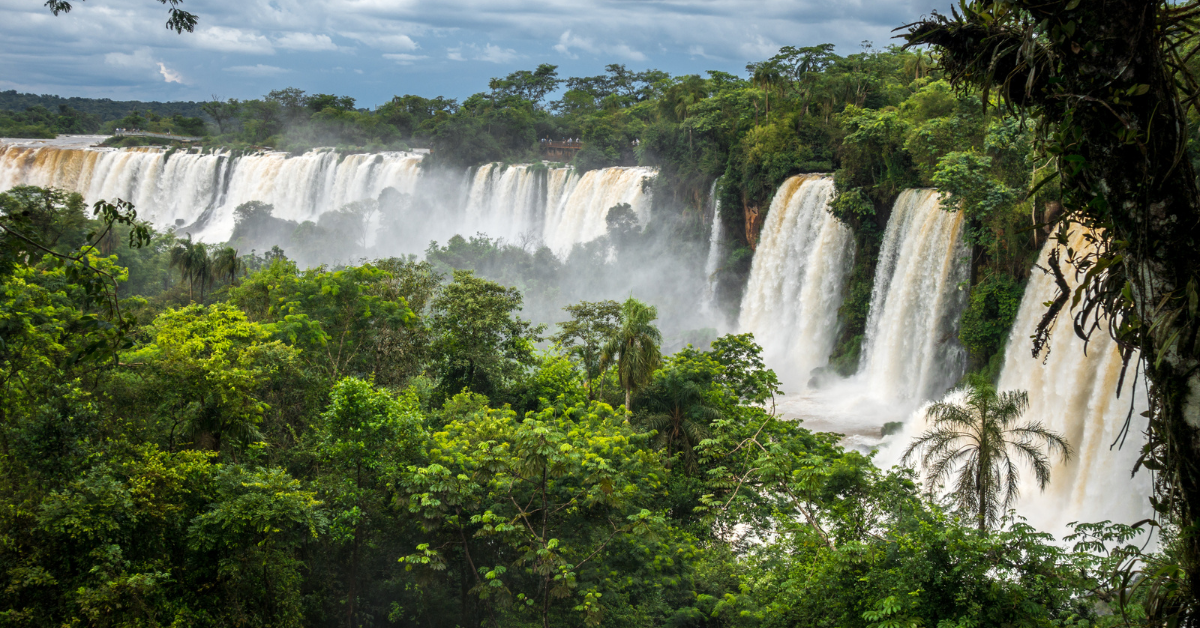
113 130 204 142
541 140 583 161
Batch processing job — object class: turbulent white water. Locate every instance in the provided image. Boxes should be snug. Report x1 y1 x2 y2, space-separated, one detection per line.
0 142 424 242
542 166 655 255
877 231 1153 537
737 176 854 384
858 189 969 401
999 232 1152 534
700 181 723 319
0 139 654 256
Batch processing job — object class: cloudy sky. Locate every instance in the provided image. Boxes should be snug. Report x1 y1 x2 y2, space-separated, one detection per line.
0 0 943 105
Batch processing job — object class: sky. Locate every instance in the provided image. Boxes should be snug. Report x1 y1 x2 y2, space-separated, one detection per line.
0 0 944 106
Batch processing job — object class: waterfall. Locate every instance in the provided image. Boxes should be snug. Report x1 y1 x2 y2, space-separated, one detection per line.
858 189 969 401
701 181 723 317
877 230 1152 538
0 140 656 257
463 163 547 243
542 166 655 255
0 143 424 242
737 176 854 385
998 231 1152 535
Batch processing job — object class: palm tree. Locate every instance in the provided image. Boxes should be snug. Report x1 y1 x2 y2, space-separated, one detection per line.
601 297 662 412
211 246 243 286
751 63 784 124
902 380 1071 530
640 366 720 470
169 236 212 302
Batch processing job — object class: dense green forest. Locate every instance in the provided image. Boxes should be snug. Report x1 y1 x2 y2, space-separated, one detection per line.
0 90 207 118
0 181 1186 627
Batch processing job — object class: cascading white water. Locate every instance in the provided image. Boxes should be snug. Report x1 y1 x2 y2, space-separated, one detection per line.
700 181 723 318
0 140 656 257
0 142 425 242
998 232 1152 535
858 189 969 401
737 176 854 384
877 230 1152 538
541 166 655 255
463 163 548 242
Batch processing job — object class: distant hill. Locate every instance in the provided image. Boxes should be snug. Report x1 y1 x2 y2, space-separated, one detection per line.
0 90 208 122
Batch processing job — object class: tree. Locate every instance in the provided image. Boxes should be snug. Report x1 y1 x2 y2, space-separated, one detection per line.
401 400 666 628
708 333 782 407
429 270 542 401
489 64 562 108
168 236 210 301
639 357 722 471
903 0 1200 590
749 62 784 123
200 97 239 134
210 246 242 286
902 380 1070 530
230 259 415 380
551 300 621 400
601 297 662 411
314 377 424 624
126 303 298 453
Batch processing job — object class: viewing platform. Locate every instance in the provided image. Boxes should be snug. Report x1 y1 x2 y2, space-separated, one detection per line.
113 130 204 142
541 140 582 161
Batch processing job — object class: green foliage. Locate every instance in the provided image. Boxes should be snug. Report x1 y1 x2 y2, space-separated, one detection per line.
428 269 542 403
400 399 672 627
231 258 417 382
0 89 207 124
959 273 1024 368
552 299 622 399
125 302 298 453
931 150 1019 247
601 297 663 410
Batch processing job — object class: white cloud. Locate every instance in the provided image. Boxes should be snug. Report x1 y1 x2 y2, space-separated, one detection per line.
157 62 184 83
104 48 156 69
343 32 419 52
223 64 290 75
446 43 519 63
739 35 779 60
553 30 645 61
383 53 429 65
478 43 519 64
275 32 339 51
194 26 274 54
